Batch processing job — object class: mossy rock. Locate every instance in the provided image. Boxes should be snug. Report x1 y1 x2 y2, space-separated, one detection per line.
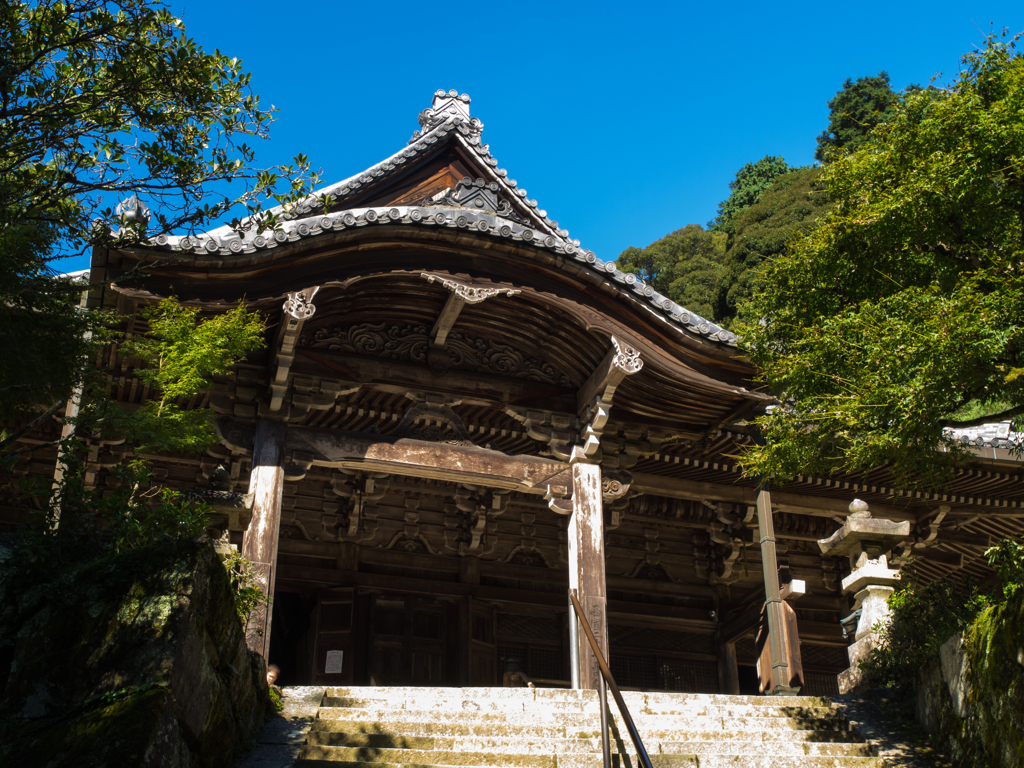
962 591 1024 768
918 590 1024 768
0 539 267 767
0 686 188 768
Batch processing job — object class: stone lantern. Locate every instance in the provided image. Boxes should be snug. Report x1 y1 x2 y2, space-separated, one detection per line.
818 499 910 693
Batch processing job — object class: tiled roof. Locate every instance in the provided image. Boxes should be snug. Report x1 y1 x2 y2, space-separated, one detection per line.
142 89 738 347
943 421 1022 449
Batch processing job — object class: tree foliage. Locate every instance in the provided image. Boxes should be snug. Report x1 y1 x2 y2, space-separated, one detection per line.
814 72 899 161
0 222 98 420
0 0 319 250
859 570 989 691
708 155 792 233
616 225 727 321
740 31 1024 488
117 298 265 454
0 0 307 428
717 168 832 327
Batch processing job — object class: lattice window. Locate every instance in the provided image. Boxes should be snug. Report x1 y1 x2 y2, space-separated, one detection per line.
609 624 714 655
498 643 563 682
498 644 528 672
802 672 840 696
801 644 849 669
610 654 658 689
497 613 559 642
611 654 718 692
736 637 756 664
658 659 719 693
529 647 563 681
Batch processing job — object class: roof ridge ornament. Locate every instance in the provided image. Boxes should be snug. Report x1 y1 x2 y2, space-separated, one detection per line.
410 89 481 144
116 193 151 231
430 176 528 224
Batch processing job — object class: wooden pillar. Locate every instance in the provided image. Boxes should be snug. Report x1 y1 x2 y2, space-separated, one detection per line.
568 461 608 690
458 596 472 686
755 486 800 694
242 418 286 658
718 639 740 694
457 557 479 686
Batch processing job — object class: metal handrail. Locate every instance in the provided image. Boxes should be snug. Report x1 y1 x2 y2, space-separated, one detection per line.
569 589 654 768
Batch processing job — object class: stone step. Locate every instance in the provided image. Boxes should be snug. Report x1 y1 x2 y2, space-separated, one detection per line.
304 731 875 757
314 708 851 733
323 688 835 710
294 755 885 768
300 688 890 768
319 696 843 721
297 745 555 767
309 721 860 744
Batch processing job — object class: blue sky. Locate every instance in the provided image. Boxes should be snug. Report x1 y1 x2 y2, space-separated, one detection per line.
59 1 1024 272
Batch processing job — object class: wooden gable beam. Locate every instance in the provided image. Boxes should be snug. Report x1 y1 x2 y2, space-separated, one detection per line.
217 418 573 495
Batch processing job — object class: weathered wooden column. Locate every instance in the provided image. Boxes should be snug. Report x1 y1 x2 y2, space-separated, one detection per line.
564 336 642 690
717 639 741 695
568 459 608 690
243 418 286 658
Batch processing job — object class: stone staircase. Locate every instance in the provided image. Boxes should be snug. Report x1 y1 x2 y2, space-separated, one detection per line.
293 686 887 768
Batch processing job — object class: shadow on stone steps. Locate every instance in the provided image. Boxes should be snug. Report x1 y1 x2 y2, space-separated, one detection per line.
237 686 325 768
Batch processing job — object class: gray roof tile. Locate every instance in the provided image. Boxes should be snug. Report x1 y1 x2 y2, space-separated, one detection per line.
146 89 737 347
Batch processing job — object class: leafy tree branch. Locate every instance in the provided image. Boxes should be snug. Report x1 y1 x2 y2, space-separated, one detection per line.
740 29 1024 489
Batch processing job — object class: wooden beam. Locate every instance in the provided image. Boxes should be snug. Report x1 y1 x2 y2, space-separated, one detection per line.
218 419 574 494
421 273 522 348
606 603 715 629
274 564 571 608
576 347 619 415
576 337 643 415
630 472 918 522
430 292 466 347
915 548 965 567
292 424 574 493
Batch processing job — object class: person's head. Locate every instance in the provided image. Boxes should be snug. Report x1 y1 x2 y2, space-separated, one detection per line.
267 664 280 685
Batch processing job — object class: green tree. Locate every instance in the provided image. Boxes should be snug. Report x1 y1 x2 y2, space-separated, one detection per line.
116 298 265 454
1 0 318 249
708 155 792 233
740 30 1024 488
0 222 95 422
0 0 316 427
616 225 727 321
814 72 899 161
717 168 832 327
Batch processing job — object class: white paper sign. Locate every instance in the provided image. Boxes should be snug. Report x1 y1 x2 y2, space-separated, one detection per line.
325 650 344 674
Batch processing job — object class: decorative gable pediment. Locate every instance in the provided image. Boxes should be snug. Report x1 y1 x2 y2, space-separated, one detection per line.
423 176 528 225
142 89 739 347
